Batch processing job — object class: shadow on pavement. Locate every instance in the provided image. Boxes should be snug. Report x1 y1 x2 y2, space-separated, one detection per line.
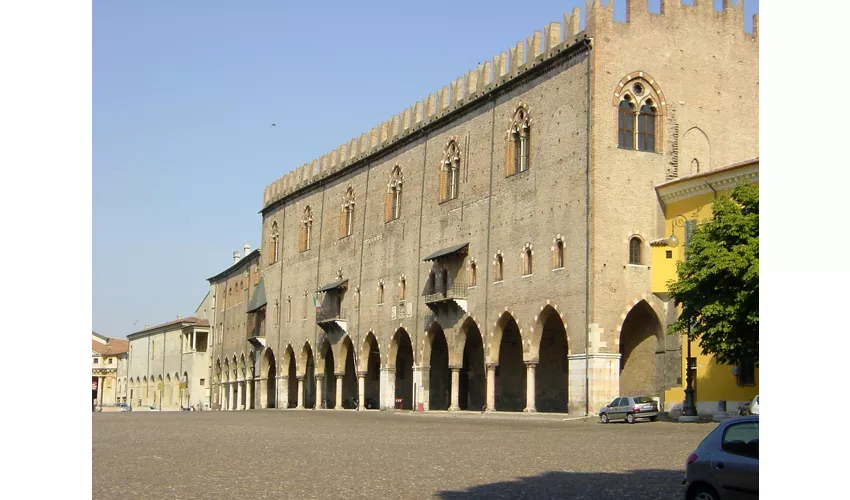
436 469 683 499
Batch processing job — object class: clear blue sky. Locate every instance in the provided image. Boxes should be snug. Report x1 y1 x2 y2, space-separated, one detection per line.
93 0 758 337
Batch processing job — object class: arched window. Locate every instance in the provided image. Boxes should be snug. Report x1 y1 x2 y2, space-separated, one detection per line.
522 244 533 276
618 97 636 150
554 239 565 270
268 221 280 265
638 100 657 152
398 277 406 302
286 296 292 323
506 105 532 176
385 166 403 222
377 280 384 304
300 206 313 252
629 237 643 265
439 140 461 202
340 187 355 238
495 254 504 282
469 260 477 287
302 291 308 319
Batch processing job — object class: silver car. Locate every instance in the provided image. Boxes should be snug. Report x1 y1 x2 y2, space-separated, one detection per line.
683 416 758 500
599 395 658 424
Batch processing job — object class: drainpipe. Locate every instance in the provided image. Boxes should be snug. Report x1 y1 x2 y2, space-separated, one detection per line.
584 38 594 417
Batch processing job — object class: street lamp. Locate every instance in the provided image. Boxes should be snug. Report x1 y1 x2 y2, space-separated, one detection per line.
665 214 689 248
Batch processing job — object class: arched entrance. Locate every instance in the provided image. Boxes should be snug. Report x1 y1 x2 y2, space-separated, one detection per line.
426 323 450 411
458 318 485 411
535 306 568 412
493 312 525 412
262 348 277 408
339 336 358 408
321 340 335 409
390 328 413 410
361 332 381 409
284 345 297 408
619 300 662 396
247 351 256 410
301 342 316 409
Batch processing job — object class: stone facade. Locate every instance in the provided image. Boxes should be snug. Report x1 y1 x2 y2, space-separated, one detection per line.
215 1 758 415
92 332 128 407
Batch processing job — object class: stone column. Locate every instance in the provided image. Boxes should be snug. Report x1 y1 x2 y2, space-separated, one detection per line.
335 374 344 409
315 374 324 409
524 362 537 413
381 367 394 410
238 380 244 410
296 376 305 409
486 363 496 411
419 366 430 411
357 371 366 410
449 367 461 411
246 378 253 410
96 377 103 407
280 376 289 409
229 382 235 410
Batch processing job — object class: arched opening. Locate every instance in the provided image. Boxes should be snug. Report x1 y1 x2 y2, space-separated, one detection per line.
262 348 277 408
173 373 180 409
619 300 662 397
459 320 485 411
164 374 173 409
495 313 525 412
340 336 358 408
629 237 643 265
285 346 298 408
427 324 450 411
535 306 568 412
247 352 256 410
362 332 381 409
321 340 335 409
302 344 316 409
390 328 413 410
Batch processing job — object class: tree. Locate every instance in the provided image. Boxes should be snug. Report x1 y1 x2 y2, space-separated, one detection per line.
669 182 759 366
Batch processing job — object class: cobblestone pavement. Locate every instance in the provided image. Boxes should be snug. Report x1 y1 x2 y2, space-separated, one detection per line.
93 410 716 499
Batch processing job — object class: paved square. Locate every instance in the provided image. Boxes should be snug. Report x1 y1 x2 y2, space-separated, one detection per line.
93 411 714 499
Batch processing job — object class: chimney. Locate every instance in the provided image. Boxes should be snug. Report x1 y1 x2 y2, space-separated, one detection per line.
243 242 251 257
233 251 240 264
177 315 182 320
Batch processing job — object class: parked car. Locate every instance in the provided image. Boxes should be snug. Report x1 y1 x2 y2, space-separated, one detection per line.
118 403 132 412
599 395 658 424
683 415 758 500
749 395 759 415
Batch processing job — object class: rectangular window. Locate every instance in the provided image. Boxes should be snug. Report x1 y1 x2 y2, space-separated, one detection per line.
200 379 205 386
737 358 756 386
93 358 98 364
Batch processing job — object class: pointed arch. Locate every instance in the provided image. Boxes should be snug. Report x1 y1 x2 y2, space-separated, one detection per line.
490 311 526 412
385 165 403 222
613 72 667 151
439 137 461 202
505 102 532 176
456 317 485 411
618 299 665 397
531 305 568 412
360 331 381 409
389 328 413 410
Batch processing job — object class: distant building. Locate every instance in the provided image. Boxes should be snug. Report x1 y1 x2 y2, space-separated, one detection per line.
92 332 128 407
126 317 210 410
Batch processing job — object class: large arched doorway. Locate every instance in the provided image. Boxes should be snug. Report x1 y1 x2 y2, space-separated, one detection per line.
619 300 662 396
284 346 297 408
535 306 568 412
321 340 335 409
427 323 451 411
263 348 277 408
494 313 525 412
459 319 485 411
390 328 413 410
361 332 381 409
301 343 316 409
247 351 256 410
340 336 358 408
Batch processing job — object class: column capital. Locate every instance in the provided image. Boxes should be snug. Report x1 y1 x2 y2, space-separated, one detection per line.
486 362 498 370
315 373 325 381
357 371 367 378
335 372 345 379
449 365 462 372
524 361 538 368
296 375 305 381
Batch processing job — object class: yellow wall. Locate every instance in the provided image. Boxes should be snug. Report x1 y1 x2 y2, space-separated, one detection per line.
656 177 759 407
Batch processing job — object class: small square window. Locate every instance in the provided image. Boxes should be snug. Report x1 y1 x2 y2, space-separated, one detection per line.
200 379 205 386
666 250 673 259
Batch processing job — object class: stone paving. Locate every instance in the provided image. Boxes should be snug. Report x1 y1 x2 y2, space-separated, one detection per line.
93 410 716 499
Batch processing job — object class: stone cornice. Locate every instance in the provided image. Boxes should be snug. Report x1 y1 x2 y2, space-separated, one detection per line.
656 160 759 206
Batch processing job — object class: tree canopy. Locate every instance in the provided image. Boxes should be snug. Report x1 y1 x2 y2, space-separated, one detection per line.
669 183 759 366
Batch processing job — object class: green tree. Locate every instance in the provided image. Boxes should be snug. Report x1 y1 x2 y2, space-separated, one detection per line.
669 183 759 366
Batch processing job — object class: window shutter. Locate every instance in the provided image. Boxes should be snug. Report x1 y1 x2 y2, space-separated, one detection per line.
504 133 515 177
551 245 557 269
299 227 306 252
384 192 392 222
438 168 447 202
267 243 275 265
526 130 532 171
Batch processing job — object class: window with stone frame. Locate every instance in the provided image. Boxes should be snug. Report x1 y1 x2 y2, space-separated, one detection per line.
469 260 477 287
629 237 643 265
340 187 355 238
303 292 308 319
300 206 313 252
494 253 504 282
522 244 533 276
438 139 461 203
268 221 280 265
398 276 406 303
614 76 665 152
553 238 565 270
385 166 403 222
377 280 385 304
286 296 292 323
505 104 532 176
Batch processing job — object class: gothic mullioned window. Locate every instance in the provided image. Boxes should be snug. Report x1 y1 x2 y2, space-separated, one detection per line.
300 206 313 252
439 139 461 202
268 221 280 265
505 104 532 176
385 166 403 222
614 75 665 152
339 187 355 238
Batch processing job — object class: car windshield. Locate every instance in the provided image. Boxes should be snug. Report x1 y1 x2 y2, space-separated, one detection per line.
632 396 653 403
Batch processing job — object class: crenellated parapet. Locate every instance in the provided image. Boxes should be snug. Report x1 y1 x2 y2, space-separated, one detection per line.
262 0 758 211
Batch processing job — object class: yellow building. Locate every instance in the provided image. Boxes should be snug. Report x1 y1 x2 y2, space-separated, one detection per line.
651 158 759 416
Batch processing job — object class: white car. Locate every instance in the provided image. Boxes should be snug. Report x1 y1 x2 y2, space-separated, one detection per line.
750 395 759 415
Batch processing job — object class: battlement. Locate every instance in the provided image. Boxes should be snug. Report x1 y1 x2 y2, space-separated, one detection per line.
262 0 757 211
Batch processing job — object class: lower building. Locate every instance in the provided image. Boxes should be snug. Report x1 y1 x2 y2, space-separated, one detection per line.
126 317 211 410
92 331 128 407
652 158 760 416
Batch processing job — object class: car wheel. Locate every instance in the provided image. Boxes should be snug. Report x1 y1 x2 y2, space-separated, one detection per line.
625 413 636 424
688 484 720 500
649 416 658 422
600 413 609 424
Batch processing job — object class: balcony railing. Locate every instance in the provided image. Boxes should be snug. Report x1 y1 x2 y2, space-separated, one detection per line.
316 308 348 323
422 283 468 304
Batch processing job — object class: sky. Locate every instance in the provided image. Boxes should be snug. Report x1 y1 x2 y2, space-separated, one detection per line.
93 0 759 337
